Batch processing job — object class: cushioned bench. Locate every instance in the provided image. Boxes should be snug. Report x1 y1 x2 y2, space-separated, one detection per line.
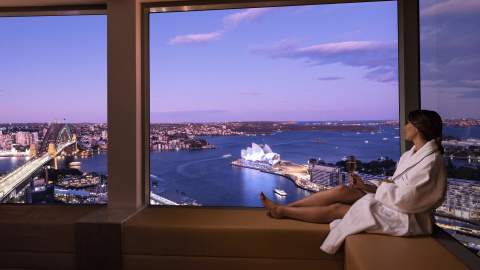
0 205 99 270
345 233 469 270
123 207 344 270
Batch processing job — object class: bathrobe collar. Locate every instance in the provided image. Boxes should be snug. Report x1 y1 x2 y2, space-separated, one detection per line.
391 139 438 180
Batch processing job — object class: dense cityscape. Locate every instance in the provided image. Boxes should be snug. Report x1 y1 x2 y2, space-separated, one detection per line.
0 123 108 204
0 119 479 253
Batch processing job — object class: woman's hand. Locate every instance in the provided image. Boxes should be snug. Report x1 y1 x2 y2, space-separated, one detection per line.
349 173 366 189
349 173 378 193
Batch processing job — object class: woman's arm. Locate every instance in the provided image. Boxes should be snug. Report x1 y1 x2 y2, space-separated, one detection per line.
359 182 378 193
374 156 446 214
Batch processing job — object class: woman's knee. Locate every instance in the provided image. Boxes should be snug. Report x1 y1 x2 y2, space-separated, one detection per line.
330 203 350 217
334 184 348 193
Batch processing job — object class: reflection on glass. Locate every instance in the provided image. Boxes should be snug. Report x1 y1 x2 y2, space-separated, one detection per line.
420 0 480 255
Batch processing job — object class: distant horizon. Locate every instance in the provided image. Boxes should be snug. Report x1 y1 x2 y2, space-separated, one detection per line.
3 117 480 126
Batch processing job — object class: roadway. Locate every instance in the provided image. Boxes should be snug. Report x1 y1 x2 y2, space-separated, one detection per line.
0 141 75 201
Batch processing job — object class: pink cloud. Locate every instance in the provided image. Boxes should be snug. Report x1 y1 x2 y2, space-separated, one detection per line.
253 40 398 83
297 41 387 54
421 0 480 17
168 7 271 46
223 8 270 28
169 31 223 45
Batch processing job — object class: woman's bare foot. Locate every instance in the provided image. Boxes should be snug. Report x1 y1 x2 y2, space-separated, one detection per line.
259 192 283 219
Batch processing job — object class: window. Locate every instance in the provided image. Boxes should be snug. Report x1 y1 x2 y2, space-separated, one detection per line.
0 15 107 204
420 0 480 255
148 1 400 206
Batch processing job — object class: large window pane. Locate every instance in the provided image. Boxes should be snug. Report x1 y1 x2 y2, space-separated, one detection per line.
149 2 399 206
0 16 107 204
420 0 480 255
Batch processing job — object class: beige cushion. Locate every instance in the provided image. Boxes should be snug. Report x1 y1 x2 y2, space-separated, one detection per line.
0 205 99 253
124 255 343 270
345 233 469 270
0 251 75 270
124 207 342 261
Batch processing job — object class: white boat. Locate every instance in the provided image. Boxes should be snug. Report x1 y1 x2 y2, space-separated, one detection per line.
274 188 287 196
222 154 232 158
364 140 369 144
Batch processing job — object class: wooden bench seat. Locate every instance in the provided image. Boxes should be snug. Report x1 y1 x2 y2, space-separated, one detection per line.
345 233 469 270
0 205 99 270
123 207 344 270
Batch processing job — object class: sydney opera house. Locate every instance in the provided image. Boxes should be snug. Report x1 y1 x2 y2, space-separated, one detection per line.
240 143 281 166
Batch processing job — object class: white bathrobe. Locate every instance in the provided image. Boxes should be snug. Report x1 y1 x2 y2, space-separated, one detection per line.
320 139 447 254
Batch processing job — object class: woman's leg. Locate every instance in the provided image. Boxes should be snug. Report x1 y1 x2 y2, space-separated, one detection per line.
287 185 365 207
279 204 351 223
261 194 351 223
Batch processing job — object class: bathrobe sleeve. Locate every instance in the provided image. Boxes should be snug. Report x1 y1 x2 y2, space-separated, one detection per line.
374 155 444 214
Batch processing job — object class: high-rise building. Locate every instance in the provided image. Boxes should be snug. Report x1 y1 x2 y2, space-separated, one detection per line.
101 130 108 140
15 132 33 146
32 132 39 144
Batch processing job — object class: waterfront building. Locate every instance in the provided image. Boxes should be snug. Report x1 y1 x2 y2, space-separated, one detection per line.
308 163 342 187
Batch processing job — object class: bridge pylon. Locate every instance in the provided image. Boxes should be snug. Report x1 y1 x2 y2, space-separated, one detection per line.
47 143 57 157
29 144 38 157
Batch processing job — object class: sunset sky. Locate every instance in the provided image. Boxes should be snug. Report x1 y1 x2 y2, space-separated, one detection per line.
0 0 479 123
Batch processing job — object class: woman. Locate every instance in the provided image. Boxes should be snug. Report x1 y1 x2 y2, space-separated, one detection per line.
260 109 447 254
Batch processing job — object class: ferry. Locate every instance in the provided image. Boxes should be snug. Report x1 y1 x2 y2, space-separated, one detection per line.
274 188 287 196
69 161 81 168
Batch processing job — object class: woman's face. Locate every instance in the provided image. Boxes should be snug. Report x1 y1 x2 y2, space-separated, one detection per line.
404 121 419 141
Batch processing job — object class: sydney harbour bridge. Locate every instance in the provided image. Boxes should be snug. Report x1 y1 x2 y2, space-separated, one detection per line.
0 123 77 203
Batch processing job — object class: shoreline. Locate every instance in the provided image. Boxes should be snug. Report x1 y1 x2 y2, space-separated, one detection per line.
231 159 323 193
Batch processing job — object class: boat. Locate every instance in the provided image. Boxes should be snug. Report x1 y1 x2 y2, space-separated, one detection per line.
364 140 369 144
382 137 388 141
274 188 287 196
222 154 232 158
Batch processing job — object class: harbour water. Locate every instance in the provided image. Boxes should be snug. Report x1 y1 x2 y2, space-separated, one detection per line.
149 128 401 206
1 126 480 207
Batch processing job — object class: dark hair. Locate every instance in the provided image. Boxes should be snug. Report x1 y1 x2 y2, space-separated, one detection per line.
408 110 444 154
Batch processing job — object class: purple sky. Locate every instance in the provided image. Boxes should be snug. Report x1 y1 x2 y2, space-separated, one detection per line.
0 0 479 123
150 2 399 122
0 16 106 123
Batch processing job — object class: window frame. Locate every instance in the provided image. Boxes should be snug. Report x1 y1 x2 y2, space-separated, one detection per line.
0 4 108 206
1 0 479 267
141 0 419 207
